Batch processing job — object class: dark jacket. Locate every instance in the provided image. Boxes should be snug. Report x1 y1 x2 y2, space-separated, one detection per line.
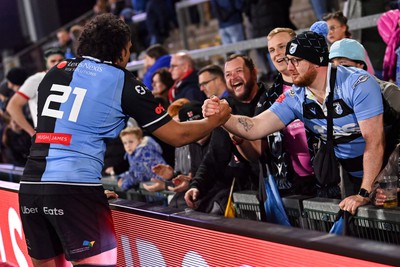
189 85 266 214
102 137 129 176
191 127 258 194
255 74 318 196
173 71 206 102
211 0 244 28
146 0 170 43
1 126 31 167
245 0 296 38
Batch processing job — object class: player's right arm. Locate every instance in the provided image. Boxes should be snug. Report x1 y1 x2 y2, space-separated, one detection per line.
151 103 231 147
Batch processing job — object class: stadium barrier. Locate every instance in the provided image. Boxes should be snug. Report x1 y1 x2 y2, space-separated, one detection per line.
1 180 399 266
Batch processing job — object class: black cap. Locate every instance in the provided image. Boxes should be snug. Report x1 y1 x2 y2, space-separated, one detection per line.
6 67 28 86
178 101 203 122
286 31 329 66
44 47 64 59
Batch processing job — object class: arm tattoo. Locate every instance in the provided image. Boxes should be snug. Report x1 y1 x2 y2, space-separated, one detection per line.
238 117 254 132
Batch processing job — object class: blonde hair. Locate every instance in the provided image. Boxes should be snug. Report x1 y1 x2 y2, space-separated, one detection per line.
167 98 190 117
119 126 143 139
267 27 296 41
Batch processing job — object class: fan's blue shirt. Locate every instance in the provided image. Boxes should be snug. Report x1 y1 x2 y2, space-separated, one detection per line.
269 64 383 177
21 57 171 184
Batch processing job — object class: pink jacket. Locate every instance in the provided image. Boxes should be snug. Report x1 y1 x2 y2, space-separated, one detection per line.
377 9 400 81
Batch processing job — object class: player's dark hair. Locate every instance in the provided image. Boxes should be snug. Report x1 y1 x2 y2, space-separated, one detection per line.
77 14 131 63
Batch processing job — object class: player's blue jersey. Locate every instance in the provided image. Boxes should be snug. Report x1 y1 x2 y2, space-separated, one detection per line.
269 64 383 177
22 57 171 184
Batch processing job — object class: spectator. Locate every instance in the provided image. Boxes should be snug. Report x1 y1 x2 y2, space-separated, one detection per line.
5 67 28 93
323 11 351 43
0 67 28 113
143 44 171 90
185 56 268 214
18 13 230 266
323 11 375 75
329 38 400 171
310 20 329 39
1 112 31 167
377 9 400 82
198 64 230 99
255 27 318 197
7 47 65 136
309 0 337 20
0 81 12 114
119 7 146 59
344 0 388 80
108 0 129 16
117 126 166 191
145 0 170 45
168 51 206 103
151 67 173 108
131 0 147 13
1 67 28 118
210 0 246 54
244 0 296 81
69 24 84 56
203 31 385 215
93 0 110 14
57 28 74 58
329 38 400 112
103 136 130 176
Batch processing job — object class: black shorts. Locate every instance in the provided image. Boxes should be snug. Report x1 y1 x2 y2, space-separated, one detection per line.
19 183 117 261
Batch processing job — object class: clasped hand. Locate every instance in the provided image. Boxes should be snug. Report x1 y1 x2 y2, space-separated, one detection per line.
203 96 231 123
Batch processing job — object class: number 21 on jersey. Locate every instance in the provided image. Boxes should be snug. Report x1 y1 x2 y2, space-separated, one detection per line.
42 84 87 122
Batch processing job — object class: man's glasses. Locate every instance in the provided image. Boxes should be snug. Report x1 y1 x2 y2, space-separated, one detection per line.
199 77 217 87
283 57 304 67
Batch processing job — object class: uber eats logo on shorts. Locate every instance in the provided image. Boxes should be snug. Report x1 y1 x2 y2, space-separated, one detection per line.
21 206 64 215
43 207 64 215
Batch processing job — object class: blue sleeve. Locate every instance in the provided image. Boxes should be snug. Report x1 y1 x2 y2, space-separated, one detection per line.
268 92 298 125
349 73 383 121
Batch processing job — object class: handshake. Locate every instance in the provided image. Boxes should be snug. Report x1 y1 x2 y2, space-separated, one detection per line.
202 95 231 120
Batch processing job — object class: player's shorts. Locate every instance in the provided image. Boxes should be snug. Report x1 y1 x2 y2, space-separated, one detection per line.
19 182 117 261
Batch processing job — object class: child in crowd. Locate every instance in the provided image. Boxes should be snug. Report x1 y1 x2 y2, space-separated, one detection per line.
117 126 166 191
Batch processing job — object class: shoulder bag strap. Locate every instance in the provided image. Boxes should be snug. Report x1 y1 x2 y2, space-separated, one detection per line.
327 66 337 143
